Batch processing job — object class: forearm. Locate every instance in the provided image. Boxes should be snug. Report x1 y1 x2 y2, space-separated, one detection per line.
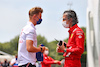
67 47 84 54
10 63 15 66
26 40 41 53
27 46 41 53
43 61 55 65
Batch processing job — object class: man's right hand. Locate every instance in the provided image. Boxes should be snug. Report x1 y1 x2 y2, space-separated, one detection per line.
57 41 66 51
40 47 45 53
56 47 64 53
54 60 59 63
54 60 61 65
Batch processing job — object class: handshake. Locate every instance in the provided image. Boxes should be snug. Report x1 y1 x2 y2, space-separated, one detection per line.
54 60 61 65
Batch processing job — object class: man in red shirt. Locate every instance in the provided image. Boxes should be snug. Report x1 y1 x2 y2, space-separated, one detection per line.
57 10 85 67
41 47 61 67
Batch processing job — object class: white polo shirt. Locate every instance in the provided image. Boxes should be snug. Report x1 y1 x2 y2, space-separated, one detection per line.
18 21 37 66
10 58 18 65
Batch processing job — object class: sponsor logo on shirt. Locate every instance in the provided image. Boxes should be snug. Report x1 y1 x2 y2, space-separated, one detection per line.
71 34 73 38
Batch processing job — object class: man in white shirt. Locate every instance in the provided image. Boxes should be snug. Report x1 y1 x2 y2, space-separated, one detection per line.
18 7 45 67
10 54 18 67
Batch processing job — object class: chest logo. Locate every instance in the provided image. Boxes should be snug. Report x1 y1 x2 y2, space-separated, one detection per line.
71 34 73 38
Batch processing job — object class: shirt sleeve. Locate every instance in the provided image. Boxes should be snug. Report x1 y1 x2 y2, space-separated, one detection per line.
10 59 15 65
25 29 36 41
67 30 85 54
42 57 55 65
26 32 34 41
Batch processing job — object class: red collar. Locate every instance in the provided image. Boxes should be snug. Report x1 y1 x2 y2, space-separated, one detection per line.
43 54 48 57
68 24 78 33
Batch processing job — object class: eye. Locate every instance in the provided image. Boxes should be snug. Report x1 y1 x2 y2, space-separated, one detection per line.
63 18 66 21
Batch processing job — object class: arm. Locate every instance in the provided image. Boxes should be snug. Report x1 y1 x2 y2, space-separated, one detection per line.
25 29 45 53
10 59 15 66
10 62 15 66
43 56 60 65
26 40 41 52
50 57 61 65
42 57 55 65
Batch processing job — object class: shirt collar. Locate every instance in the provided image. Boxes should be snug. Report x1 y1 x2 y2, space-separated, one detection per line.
27 21 36 30
68 24 78 33
43 54 48 57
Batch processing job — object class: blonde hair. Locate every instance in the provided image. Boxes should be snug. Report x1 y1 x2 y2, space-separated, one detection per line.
29 7 43 18
45 47 49 50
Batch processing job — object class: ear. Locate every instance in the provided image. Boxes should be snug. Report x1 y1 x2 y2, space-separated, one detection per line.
32 14 37 19
69 18 72 22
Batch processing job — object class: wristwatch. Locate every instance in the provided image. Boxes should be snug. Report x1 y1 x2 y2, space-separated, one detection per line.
40 47 42 51
64 48 67 52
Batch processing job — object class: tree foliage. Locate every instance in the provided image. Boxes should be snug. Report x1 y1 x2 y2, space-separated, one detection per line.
37 35 48 46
